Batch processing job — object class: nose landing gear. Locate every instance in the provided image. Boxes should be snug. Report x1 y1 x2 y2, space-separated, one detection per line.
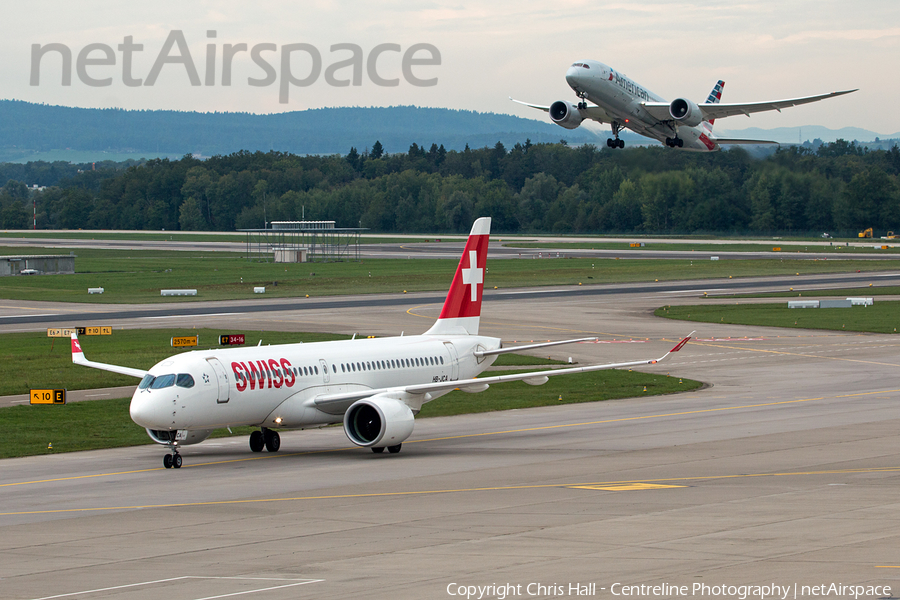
576 91 588 110
163 444 182 469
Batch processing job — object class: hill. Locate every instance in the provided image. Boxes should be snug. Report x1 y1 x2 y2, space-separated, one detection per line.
0 100 624 160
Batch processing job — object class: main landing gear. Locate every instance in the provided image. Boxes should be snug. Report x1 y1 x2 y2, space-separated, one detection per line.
606 122 625 149
665 136 684 148
371 444 402 454
249 428 281 453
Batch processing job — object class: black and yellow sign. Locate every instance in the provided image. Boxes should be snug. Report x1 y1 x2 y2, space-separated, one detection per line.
47 328 77 338
219 334 245 346
47 326 112 337
84 326 112 336
31 389 66 405
171 335 199 348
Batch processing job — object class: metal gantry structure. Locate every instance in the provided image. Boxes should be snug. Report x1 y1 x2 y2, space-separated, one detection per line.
241 221 365 263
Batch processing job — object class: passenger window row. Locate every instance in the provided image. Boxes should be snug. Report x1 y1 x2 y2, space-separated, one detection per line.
339 355 443 373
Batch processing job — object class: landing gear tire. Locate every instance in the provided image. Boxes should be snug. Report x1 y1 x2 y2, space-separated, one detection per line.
264 429 281 452
607 138 625 149
371 447 385 454
387 444 402 454
249 430 264 453
163 454 173 469
173 454 182 469
666 137 684 148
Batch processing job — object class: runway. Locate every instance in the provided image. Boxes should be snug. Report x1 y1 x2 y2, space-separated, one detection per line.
1 284 900 599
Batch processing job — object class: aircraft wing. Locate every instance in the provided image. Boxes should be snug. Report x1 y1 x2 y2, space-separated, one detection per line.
71 333 149 379
313 334 693 412
510 97 612 123
641 89 857 123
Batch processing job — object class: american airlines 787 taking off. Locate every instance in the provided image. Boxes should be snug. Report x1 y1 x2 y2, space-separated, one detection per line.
71 218 691 469
513 60 856 151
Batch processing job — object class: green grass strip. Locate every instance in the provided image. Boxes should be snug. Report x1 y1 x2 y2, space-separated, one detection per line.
656 301 900 334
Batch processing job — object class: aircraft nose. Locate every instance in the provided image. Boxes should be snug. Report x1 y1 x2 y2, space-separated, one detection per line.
129 389 169 428
565 66 581 88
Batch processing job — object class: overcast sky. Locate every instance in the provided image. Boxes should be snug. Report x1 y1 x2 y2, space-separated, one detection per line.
5 1 897 134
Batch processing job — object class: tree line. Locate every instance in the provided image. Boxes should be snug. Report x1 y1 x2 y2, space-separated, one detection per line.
2 139 899 236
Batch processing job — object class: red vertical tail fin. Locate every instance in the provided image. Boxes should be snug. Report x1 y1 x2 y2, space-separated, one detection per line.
425 217 491 335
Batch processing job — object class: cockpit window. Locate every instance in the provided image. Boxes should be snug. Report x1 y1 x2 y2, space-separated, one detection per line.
176 373 195 388
582 63 590 69
139 374 155 389
150 374 176 389
572 63 582 67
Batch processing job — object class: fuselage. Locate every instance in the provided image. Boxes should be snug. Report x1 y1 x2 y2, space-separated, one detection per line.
130 333 501 436
565 60 719 151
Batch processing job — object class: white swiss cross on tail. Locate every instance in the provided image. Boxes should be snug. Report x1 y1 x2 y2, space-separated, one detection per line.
461 250 483 302
426 217 492 336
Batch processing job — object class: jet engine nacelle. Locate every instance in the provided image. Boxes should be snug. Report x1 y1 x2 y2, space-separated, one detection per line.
669 98 704 127
343 395 415 448
549 101 585 130
146 428 212 446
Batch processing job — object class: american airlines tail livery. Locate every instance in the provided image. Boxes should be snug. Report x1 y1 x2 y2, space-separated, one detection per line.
512 60 856 151
71 217 691 469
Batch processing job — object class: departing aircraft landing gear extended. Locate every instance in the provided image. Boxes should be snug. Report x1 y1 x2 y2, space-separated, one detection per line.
665 136 684 148
249 428 281 453
576 91 588 110
606 122 625 149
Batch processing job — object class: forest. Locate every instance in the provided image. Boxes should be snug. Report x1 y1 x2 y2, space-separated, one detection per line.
1 139 899 236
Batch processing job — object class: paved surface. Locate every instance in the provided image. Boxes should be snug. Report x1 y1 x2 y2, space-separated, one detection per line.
3 234 900 262
2 271 900 331
2 284 900 600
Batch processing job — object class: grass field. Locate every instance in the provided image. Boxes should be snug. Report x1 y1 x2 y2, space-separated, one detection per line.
1 368 702 459
656 301 900 334
2 245 898 304
0 328 349 396
724 286 900 299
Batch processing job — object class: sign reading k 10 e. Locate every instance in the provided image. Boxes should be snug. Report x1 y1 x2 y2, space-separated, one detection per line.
220 334 245 346
171 336 199 348
31 389 66 404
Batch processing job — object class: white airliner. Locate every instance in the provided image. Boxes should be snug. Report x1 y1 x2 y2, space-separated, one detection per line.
70 217 691 469
513 60 856 151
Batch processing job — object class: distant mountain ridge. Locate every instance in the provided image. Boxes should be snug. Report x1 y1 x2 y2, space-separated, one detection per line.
0 100 608 157
0 100 892 161
717 125 900 145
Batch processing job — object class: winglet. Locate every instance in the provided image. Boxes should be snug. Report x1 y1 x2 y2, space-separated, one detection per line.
71 332 86 365
669 331 695 353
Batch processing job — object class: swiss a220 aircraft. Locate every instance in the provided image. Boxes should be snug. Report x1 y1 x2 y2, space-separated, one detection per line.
71 217 691 469
513 60 856 151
